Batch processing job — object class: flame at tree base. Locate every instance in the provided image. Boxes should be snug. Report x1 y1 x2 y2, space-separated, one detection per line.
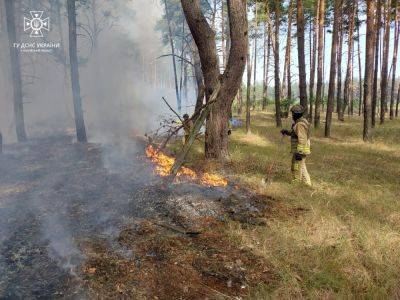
145 145 228 187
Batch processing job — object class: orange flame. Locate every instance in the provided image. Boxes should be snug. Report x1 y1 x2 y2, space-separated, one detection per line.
145 145 227 187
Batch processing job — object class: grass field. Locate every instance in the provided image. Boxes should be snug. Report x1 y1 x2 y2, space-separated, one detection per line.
173 110 400 298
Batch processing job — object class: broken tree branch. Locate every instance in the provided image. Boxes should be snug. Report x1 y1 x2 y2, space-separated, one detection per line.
157 54 194 67
162 97 184 124
167 83 221 183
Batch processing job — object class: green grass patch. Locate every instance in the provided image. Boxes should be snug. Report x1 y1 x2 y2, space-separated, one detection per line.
170 109 400 298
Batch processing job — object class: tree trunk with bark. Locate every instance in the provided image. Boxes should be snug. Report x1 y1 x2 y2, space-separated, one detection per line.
336 16 343 120
322 27 327 108
314 0 325 128
396 83 400 117
342 1 356 119
287 0 293 101
181 0 247 159
309 0 319 122
372 0 382 127
237 85 243 115
252 3 258 109
357 24 363 116
164 0 181 112
364 0 376 141
5 0 27 142
350 63 354 115
246 39 252 133
262 22 270 110
282 0 293 101
389 2 399 119
221 1 226 67
191 41 206 116
274 2 282 127
325 0 341 137
380 0 391 124
67 0 87 143
297 0 308 115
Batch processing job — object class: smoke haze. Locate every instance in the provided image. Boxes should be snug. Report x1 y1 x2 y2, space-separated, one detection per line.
0 0 194 144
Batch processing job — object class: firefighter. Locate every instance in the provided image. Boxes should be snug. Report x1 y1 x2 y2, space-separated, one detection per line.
281 105 311 186
182 114 193 144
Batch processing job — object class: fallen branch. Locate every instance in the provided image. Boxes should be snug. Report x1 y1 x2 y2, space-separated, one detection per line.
153 220 201 237
167 83 221 183
158 124 183 151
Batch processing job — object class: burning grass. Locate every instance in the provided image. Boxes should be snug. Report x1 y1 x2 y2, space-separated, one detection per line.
145 145 228 187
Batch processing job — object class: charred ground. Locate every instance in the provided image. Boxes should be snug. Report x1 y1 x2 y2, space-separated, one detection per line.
0 135 276 299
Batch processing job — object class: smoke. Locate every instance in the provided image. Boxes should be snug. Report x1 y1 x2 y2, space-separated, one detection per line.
0 0 196 286
0 0 195 145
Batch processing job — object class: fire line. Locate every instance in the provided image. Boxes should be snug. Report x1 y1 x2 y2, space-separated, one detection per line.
145 145 227 187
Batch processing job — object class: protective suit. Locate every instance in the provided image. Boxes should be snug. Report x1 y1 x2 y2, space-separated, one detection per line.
282 105 312 186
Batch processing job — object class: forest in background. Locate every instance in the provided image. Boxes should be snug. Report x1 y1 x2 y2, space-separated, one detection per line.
1 0 400 298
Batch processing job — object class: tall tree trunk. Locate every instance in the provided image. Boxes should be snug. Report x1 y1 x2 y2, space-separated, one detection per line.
287 0 293 101
396 82 400 117
350 62 354 115
282 0 293 101
314 0 325 128
364 0 376 141
252 3 258 109
357 24 363 116
212 0 218 31
181 0 247 159
336 18 343 119
164 0 181 112
309 0 319 122
342 1 356 119
379 0 391 124
322 27 327 108
191 41 205 116
5 0 27 142
262 22 270 110
325 0 341 138
221 0 226 67
237 85 243 115
389 2 399 119
67 0 87 143
246 39 252 133
274 3 282 127
372 0 382 127
179 21 186 103
297 0 308 114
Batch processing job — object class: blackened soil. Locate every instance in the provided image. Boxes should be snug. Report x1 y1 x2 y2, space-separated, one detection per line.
0 135 169 298
0 135 276 299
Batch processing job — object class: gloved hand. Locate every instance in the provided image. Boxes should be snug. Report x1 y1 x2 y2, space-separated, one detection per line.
281 129 290 136
294 153 303 161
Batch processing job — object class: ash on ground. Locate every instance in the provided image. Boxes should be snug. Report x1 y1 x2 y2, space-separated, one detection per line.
0 135 275 299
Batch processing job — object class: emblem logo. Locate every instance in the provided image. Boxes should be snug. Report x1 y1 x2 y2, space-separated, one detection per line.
24 11 50 38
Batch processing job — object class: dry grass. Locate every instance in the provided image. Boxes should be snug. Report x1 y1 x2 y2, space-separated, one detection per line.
174 110 400 298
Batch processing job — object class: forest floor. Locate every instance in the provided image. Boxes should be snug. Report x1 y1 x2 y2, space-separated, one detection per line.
0 111 399 299
0 132 275 299
173 110 400 298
